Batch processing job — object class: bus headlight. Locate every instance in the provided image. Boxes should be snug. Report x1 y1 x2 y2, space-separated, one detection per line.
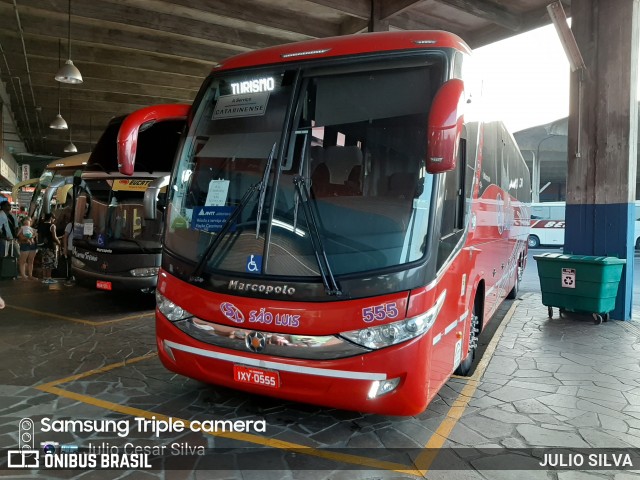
339 291 446 349
156 291 192 322
130 267 160 277
368 378 401 399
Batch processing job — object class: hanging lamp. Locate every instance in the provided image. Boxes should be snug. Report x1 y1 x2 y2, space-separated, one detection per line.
64 137 78 153
50 39 68 129
55 0 83 84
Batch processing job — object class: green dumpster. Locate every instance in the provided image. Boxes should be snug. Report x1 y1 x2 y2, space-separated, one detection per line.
533 253 626 324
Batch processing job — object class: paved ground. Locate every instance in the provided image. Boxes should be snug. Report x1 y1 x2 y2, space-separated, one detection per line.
0 255 639 479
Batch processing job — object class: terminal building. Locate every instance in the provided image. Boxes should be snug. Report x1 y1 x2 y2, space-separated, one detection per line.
515 115 640 203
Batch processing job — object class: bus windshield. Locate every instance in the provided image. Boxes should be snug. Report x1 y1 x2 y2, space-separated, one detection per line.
76 178 162 249
166 55 444 278
30 153 89 227
75 119 184 250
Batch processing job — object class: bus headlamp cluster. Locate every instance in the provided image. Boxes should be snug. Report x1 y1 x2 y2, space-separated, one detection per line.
339 292 446 350
156 291 193 322
130 266 160 277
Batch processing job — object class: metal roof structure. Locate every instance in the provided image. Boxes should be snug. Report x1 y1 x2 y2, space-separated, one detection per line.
0 0 570 165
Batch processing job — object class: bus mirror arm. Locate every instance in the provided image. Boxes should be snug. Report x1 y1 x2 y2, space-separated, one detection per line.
144 175 170 220
426 79 465 174
117 104 190 176
42 177 67 214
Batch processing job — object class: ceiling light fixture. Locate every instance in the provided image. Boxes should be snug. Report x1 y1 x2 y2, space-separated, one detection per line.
64 137 78 153
55 0 83 84
50 39 68 129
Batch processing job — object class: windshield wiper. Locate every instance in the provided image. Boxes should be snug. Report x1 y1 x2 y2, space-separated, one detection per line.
255 142 276 238
193 144 276 277
292 175 342 296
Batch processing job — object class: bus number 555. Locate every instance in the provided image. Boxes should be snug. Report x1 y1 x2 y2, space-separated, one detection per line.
362 303 399 323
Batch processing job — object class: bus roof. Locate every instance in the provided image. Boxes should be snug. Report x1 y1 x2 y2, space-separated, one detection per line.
45 152 91 171
214 30 471 73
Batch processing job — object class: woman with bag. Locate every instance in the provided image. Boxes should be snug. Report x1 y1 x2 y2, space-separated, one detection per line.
37 213 60 284
17 217 38 280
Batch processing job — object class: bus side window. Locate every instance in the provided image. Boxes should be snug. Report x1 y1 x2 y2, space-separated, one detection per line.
550 206 565 220
437 140 465 269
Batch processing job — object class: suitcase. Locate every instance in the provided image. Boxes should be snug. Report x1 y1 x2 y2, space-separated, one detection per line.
0 256 17 279
0 240 18 279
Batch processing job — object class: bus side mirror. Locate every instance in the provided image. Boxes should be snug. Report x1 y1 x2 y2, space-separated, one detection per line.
426 79 465 174
117 103 190 176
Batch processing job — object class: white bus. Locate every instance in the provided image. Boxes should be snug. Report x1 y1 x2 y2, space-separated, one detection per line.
528 201 640 249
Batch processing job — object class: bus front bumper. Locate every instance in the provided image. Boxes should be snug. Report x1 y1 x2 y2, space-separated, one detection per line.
72 267 158 291
156 312 432 416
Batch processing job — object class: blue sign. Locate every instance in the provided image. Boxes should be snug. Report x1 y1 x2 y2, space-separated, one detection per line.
191 206 236 232
246 254 262 274
97 233 107 247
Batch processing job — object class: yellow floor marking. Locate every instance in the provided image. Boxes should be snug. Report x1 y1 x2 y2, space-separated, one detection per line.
6 304 153 326
37 352 158 390
36 382 422 475
33 300 521 476
414 299 520 475
36 352 422 475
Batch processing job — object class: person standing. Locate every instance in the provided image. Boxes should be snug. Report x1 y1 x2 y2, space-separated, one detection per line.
17 217 38 280
62 217 74 286
37 213 60 284
0 201 18 256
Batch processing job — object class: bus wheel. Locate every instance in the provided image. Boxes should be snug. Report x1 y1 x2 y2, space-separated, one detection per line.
455 301 480 376
527 235 540 248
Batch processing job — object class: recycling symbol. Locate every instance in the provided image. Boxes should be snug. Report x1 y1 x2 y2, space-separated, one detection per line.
561 269 576 288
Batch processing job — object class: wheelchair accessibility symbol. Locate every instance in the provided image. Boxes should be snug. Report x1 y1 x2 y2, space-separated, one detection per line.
246 254 262 274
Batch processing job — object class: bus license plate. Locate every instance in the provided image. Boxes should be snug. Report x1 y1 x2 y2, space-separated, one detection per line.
96 280 112 291
233 365 280 388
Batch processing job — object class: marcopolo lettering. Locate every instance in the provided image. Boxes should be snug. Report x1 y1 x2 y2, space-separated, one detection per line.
228 280 295 296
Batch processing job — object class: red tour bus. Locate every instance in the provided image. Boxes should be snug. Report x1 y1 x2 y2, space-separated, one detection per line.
119 31 531 415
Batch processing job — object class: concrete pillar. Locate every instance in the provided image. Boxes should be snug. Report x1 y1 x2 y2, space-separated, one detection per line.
368 0 390 32
565 0 638 320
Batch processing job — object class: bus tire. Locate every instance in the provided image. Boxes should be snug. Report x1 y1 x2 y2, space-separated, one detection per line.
636 237 640 250
527 235 540 249
455 298 480 376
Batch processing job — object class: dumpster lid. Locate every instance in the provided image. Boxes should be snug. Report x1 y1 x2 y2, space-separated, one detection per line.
533 253 626 265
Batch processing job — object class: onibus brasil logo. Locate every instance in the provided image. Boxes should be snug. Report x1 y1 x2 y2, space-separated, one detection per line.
7 418 151 470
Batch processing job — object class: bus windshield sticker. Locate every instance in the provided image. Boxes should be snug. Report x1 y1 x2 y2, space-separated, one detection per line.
212 92 270 120
113 179 153 191
205 179 230 206
246 254 262 274
191 206 236 233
